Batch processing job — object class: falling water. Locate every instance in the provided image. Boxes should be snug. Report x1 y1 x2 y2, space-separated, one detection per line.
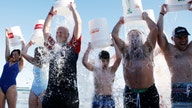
154 50 172 108
78 47 124 108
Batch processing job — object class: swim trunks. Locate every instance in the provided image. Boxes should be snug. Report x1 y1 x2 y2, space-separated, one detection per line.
123 84 159 108
92 95 115 108
172 82 192 102
31 65 48 96
0 62 19 94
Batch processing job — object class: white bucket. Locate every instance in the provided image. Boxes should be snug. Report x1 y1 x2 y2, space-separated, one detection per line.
165 0 190 12
8 26 23 47
122 0 143 22
30 19 45 46
88 18 112 49
53 0 74 16
144 9 155 22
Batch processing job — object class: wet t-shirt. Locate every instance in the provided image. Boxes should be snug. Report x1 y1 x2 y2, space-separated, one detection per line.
44 35 81 97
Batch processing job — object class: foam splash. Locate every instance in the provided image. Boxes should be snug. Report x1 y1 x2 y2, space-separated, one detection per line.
154 52 172 108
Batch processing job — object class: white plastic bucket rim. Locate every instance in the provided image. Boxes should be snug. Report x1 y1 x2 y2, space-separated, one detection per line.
165 0 190 12
167 4 190 12
34 19 44 30
165 0 188 5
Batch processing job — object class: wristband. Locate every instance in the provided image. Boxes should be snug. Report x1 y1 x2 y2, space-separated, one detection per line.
48 12 54 16
160 12 164 16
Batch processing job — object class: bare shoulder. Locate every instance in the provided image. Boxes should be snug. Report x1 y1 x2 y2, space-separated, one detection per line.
188 41 192 47
160 42 174 53
187 41 192 53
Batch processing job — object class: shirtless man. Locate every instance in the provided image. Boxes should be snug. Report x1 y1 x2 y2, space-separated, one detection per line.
82 39 121 108
157 1 192 106
112 12 159 108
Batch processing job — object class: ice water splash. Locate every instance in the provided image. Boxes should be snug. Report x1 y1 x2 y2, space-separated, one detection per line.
78 47 124 107
154 50 172 108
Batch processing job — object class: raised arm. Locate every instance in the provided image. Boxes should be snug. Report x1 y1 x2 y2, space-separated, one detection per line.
110 38 122 73
22 41 36 65
19 40 25 72
82 42 94 71
157 4 169 51
5 28 10 62
69 2 82 40
111 17 126 53
143 12 158 50
43 6 56 42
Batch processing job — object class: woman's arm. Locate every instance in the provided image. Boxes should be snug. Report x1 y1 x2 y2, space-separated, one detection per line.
5 28 10 62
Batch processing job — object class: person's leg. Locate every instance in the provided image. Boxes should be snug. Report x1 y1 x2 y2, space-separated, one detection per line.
38 90 46 108
6 85 17 108
29 89 38 108
0 88 6 108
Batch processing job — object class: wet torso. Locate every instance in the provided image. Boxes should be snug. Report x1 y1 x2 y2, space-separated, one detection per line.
122 46 154 89
93 67 115 95
164 44 192 83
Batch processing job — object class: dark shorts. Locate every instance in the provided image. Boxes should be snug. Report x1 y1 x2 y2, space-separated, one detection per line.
172 83 192 103
92 95 115 108
42 90 79 108
123 84 159 108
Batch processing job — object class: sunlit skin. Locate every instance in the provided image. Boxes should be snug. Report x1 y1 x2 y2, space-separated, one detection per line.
10 51 21 63
21 41 49 108
82 40 122 96
157 3 192 83
100 59 109 69
112 12 158 89
0 29 24 108
172 35 188 51
123 31 154 89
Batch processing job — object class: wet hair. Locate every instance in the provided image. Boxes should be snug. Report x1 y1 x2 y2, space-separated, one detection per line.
99 50 110 60
127 29 144 45
128 29 142 35
34 46 44 58
10 49 21 57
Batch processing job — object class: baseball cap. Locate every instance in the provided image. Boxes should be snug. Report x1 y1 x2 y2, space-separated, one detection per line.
172 26 190 37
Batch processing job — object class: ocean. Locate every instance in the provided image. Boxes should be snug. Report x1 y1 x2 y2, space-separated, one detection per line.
5 87 29 108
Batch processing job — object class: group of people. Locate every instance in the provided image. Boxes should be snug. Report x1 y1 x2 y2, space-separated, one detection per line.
0 1 192 108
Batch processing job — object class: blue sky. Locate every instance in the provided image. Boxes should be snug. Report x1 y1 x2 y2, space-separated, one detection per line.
0 0 192 87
